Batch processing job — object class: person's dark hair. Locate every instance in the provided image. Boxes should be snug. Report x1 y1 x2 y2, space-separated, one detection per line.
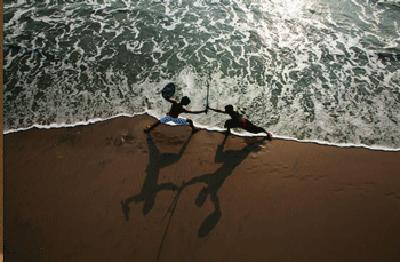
225 104 234 112
181 96 191 105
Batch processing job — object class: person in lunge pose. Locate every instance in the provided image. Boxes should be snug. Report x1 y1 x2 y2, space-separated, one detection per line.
207 104 272 140
144 83 206 134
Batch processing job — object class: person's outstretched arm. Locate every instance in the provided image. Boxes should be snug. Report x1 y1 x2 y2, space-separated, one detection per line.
207 106 226 114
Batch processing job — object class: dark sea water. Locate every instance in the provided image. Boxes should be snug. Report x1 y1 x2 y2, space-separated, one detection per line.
3 0 400 149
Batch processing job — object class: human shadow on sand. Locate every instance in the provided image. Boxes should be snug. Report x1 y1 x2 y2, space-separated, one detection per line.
120 132 192 220
183 135 266 238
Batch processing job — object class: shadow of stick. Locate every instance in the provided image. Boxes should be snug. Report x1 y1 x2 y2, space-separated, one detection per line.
157 182 184 261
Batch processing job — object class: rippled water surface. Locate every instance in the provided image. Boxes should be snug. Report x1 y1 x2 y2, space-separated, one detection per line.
3 0 400 149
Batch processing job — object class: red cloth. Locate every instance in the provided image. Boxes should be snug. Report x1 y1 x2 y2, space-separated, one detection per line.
239 118 249 129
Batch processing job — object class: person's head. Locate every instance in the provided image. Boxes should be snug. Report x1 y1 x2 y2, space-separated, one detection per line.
224 104 234 113
181 96 191 105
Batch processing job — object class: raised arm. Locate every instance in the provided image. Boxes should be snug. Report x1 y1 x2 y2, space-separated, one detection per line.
165 97 177 104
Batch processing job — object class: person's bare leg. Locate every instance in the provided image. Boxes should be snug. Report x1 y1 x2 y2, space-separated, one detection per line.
222 133 229 144
224 120 232 136
246 124 272 141
186 119 199 133
257 126 273 141
144 120 161 133
255 127 272 141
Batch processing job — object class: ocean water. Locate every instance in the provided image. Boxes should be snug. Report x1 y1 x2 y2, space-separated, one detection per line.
3 0 400 150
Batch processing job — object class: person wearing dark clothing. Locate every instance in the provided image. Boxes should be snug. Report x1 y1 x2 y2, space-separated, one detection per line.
207 104 272 140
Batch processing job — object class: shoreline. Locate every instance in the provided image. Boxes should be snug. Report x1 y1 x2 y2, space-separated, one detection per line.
4 113 400 152
4 114 400 262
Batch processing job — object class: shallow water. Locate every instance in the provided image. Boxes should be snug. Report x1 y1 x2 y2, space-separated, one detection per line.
3 0 400 149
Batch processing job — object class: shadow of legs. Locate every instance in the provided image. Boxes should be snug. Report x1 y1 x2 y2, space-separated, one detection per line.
198 193 221 238
195 187 208 207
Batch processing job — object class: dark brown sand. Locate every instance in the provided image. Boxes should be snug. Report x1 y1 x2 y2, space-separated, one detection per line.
4 114 400 262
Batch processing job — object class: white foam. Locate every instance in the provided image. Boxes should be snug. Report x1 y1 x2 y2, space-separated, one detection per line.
3 0 400 151
3 112 144 135
4 112 400 152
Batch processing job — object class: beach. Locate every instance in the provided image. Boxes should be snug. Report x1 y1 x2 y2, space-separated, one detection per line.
4 114 400 262
3 1 400 261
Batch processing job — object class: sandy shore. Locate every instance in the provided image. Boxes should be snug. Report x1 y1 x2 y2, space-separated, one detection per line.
4 114 400 262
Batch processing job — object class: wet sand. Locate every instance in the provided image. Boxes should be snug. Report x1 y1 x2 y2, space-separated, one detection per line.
4 114 400 262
